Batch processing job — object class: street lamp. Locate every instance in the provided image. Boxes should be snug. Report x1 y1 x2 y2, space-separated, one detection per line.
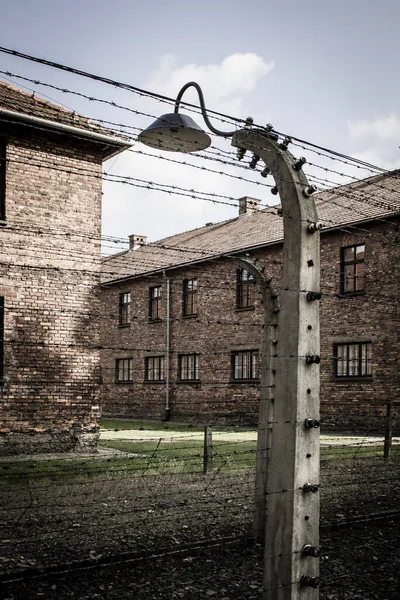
138 81 238 152
139 82 321 600
139 81 275 537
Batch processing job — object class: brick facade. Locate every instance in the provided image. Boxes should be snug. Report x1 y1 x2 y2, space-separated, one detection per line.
319 222 399 431
0 83 128 454
100 214 400 434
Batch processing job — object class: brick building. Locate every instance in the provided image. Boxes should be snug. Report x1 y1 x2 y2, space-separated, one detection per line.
100 173 400 432
0 81 129 454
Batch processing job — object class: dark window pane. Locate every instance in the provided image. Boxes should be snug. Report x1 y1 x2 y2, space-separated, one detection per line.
146 356 165 381
119 292 131 325
149 286 162 320
232 350 259 380
356 246 365 260
341 244 365 293
361 343 372 376
343 247 355 262
116 358 133 382
348 344 358 376
334 342 371 378
336 344 347 376
183 279 198 316
344 264 355 292
237 269 255 309
179 354 199 380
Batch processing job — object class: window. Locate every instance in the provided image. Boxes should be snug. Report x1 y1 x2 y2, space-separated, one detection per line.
0 140 5 221
179 354 199 381
115 358 133 383
231 350 259 381
340 244 365 294
334 342 372 378
145 356 165 381
0 297 4 382
183 278 198 317
236 269 255 309
149 286 162 321
119 292 131 326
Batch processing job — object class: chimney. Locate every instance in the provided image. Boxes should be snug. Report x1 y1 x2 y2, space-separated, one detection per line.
129 234 147 250
238 196 262 216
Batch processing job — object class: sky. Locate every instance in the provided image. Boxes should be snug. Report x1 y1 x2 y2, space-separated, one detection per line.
1 0 400 253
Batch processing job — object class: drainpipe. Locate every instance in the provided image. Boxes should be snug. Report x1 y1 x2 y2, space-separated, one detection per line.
164 275 171 421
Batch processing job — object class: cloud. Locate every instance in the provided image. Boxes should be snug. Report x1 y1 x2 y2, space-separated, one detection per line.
346 114 400 172
348 114 400 141
101 52 275 250
145 52 274 117
102 134 270 248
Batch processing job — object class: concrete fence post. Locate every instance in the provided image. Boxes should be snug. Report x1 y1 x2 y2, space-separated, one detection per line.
232 128 321 599
230 256 279 541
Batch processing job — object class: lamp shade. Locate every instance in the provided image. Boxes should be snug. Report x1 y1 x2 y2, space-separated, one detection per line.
138 113 211 152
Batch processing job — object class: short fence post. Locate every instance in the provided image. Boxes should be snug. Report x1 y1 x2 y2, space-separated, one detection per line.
203 425 213 474
384 402 393 459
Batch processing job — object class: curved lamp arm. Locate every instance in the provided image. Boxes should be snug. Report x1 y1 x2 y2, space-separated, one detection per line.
174 81 238 138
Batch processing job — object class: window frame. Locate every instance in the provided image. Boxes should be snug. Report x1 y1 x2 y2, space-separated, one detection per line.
340 243 366 295
182 278 198 317
0 296 4 383
178 353 200 382
0 139 6 221
118 292 131 327
236 268 256 310
115 357 133 383
145 355 165 382
334 342 372 379
231 349 259 382
149 285 162 321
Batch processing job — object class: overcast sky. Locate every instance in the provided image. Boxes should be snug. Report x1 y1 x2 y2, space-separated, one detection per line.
1 0 399 253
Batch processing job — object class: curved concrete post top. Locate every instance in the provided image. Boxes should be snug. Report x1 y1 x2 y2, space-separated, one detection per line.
232 128 317 224
226 254 279 316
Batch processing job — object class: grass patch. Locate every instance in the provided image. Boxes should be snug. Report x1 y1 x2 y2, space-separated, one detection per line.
0 455 142 484
100 418 252 434
98 438 257 473
101 418 203 432
212 441 257 470
0 439 257 484
2 430 397 485
321 444 397 460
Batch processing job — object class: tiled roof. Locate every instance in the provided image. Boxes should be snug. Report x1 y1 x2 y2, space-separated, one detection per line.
102 170 400 284
0 79 117 136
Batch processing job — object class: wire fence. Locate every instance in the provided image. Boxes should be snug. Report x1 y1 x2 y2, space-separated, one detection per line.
1 415 399 598
0 54 399 599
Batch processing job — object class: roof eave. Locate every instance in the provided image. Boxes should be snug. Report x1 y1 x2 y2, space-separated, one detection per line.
101 211 400 286
0 108 132 160
101 237 283 286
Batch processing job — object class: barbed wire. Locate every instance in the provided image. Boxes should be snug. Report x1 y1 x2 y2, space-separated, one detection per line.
2 143 399 235
0 60 386 174
1 57 399 600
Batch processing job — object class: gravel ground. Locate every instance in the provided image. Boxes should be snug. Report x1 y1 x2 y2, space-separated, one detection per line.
1 517 399 599
1 454 399 599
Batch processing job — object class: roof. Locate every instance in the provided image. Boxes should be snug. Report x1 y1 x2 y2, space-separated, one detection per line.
101 170 400 285
0 80 130 159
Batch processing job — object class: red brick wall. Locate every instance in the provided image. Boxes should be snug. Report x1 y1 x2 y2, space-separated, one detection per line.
319 221 400 431
100 217 399 433
0 128 103 454
100 247 278 425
